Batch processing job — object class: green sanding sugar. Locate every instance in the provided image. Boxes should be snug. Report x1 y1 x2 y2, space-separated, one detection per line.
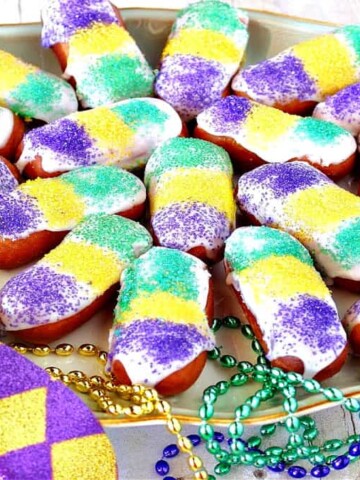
70 214 152 262
327 217 360 269
293 117 350 146
340 25 360 63
77 53 154 105
144 137 232 186
225 226 313 272
113 99 169 130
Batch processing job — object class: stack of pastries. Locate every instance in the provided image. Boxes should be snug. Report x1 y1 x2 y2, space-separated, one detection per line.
1 0 360 406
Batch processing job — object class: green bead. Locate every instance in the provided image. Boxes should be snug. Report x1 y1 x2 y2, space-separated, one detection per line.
216 380 230 395
348 434 360 444
281 449 298 463
240 452 255 465
207 439 221 454
247 436 262 448
285 416 301 432
230 439 246 454
255 388 275 401
215 449 230 462
214 462 231 475
308 446 321 455
253 372 267 383
207 347 221 360
286 372 303 385
208 476 216 480
297 446 312 457
267 455 281 466
228 421 244 438
211 317 223 332
237 361 254 374
260 424 276 436
303 427 319 441
230 373 248 387
302 379 321 393
309 453 326 465
199 423 214 440
235 404 252 420
282 385 296 398
323 387 344 402
251 339 264 355
223 315 241 329
199 403 214 420
325 454 337 465
300 416 315 428
229 454 241 465
202 387 218 404
288 434 303 447
323 439 344 452
277 379 288 389
220 354 237 368
245 395 261 409
256 355 269 366
344 397 360 412
241 324 254 339
254 364 270 374
283 397 298 414
253 457 267 468
270 367 284 379
265 446 283 457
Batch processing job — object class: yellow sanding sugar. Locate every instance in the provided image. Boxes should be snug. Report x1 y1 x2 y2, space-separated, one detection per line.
238 255 329 304
44 241 122 294
243 103 299 150
162 28 242 64
68 23 134 57
152 168 236 221
0 51 35 93
283 184 360 234
76 107 134 160
19 179 85 229
293 35 357 96
117 291 205 325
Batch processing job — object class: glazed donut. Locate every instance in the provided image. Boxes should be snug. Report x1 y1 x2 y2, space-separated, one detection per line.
195 95 356 179
313 82 360 136
232 25 360 115
0 107 25 160
108 247 215 396
16 98 184 178
0 165 146 269
237 161 360 292
0 343 117 479
41 0 154 108
0 49 77 122
0 214 152 343
154 0 248 121
144 137 235 263
225 226 348 381
0 156 21 193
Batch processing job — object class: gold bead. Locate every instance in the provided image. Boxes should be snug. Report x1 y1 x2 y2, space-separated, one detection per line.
90 375 104 387
116 385 132 396
60 374 71 384
131 385 145 395
78 344 98 356
194 471 208 480
10 343 28 354
130 394 142 405
45 366 63 378
55 343 74 356
178 435 192 453
166 417 182 434
98 350 108 363
89 388 105 401
75 379 91 393
189 455 203 470
68 370 86 381
141 401 155 414
97 397 113 411
104 380 116 392
106 404 123 416
32 345 52 356
123 405 143 417
155 400 171 415
143 388 158 401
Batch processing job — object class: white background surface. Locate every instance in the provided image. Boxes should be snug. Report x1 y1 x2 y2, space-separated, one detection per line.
1 1 360 479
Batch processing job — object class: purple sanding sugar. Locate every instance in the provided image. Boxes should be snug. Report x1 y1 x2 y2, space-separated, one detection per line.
237 52 317 103
0 162 18 193
0 443 53 479
199 95 252 132
345 299 360 318
152 201 231 252
42 0 118 47
323 82 360 120
27 118 96 168
155 55 229 121
46 380 103 444
0 190 43 238
0 344 50 400
0 265 91 329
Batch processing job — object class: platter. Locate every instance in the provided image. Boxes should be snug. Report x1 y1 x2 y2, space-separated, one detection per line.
1 8 360 428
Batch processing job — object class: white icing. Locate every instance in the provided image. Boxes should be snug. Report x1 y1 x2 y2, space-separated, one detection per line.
0 107 14 149
313 101 360 136
342 301 360 335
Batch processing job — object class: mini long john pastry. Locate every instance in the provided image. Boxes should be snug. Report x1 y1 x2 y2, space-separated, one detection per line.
237 161 360 292
154 0 249 121
0 165 146 269
0 214 152 343
0 49 77 122
225 226 348 380
41 0 154 108
0 157 21 193
195 95 356 179
342 301 360 355
0 107 24 159
107 247 215 396
16 98 184 178
313 82 360 136
144 137 236 263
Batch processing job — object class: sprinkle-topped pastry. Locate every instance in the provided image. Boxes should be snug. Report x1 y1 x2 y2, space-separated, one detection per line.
0 214 152 341
225 227 348 379
0 343 117 479
342 300 360 355
232 25 360 114
313 82 360 136
237 162 360 290
154 0 249 121
0 165 146 268
108 247 215 395
195 95 356 179
0 50 77 122
0 107 24 159
16 98 183 177
0 157 20 193
41 0 154 107
144 137 236 262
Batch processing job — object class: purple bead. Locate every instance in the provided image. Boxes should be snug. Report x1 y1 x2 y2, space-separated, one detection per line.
155 459 169 476
267 462 286 472
214 432 225 443
332 455 350 470
187 434 201 446
310 465 330 478
163 444 179 458
349 442 360 457
288 466 307 478
163 477 176 480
